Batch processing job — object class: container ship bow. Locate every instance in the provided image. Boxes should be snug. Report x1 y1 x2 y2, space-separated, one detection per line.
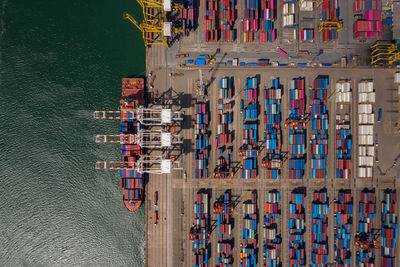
94 78 145 213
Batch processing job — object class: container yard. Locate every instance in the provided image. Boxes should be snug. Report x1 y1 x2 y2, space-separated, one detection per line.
99 0 400 264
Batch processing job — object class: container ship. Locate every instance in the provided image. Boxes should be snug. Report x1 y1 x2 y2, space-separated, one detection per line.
94 78 145 213
119 78 145 212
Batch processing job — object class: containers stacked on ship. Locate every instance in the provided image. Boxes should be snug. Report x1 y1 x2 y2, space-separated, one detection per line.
260 0 276 42
120 78 145 212
240 77 259 179
287 77 306 180
334 190 353 266
243 0 259 42
205 0 219 41
310 76 329 179
357 80 375 178
263 190 281 267
320 0 340 42
192 192 210 267
356 189 376 266
283 0 296 28
195 101 210 179
311 190 328 265
289 191 306 266
263 78 282 179
220 0 236 41
335 81 352 180
180 0 196 36
241 191 258 267
214 77 234 179
381 190 398 266
215 192 234 266
353 0 382 40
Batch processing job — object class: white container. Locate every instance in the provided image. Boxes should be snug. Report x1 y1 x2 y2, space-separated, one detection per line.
395 72 400 84
359 167 366 178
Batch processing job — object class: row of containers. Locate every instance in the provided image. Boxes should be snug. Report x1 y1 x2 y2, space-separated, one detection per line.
192 192 210 267
358 80 375 178
263 191 281 267
334 190 353 266
353 0 382 40
215 192 234 266
204 0 236 41
180 0 196 36
310 76 329 179
241 192 258 267
382 190 398 267
263 78 283 179
195 100 210 179
288 77 306 180
243 0 277 42
289 191 306 266
311 190 329 265
335 81 352 179
321 0 340 42
300 28 314 42
214 77 235 179
240 77 259 179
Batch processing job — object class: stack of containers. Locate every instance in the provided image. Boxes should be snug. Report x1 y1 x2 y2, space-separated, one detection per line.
357 80 375 178
353 0 382 40
289 192 306 266
216 192 233 266
195 102 210 179
321 0 340 42
311 76 329 179
260 0 276 42
357 190 376 266
334 190 353 266
120 169 143 203
283 0 296 28
263 191 281 267
336 81 352 179
193 192 209 266
311 190 329 265
381 190 398 266
220 77 234 99
288 78 306 180
180 0 196 36
243 0 259 42
205 0 219 41
241 192 258 267
241 77 259 179
300 28 314 42
264 78 282 179
220 0 236 41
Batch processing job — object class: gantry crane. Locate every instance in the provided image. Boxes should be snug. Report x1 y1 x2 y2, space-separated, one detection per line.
95 130 182 148
261 158 283 169
354 232 382 250
93 106 183 126
95 155 181 174
370 41 400 66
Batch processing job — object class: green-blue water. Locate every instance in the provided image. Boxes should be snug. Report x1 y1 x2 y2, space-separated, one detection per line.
0 0 146 265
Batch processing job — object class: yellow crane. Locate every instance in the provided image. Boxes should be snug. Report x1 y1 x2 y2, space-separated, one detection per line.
370 42 400 66
318 21 343 32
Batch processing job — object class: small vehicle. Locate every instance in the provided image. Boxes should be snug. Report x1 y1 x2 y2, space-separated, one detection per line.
378 108 382 122
175 53 189 58
154 191 158 207
153 211 158 225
